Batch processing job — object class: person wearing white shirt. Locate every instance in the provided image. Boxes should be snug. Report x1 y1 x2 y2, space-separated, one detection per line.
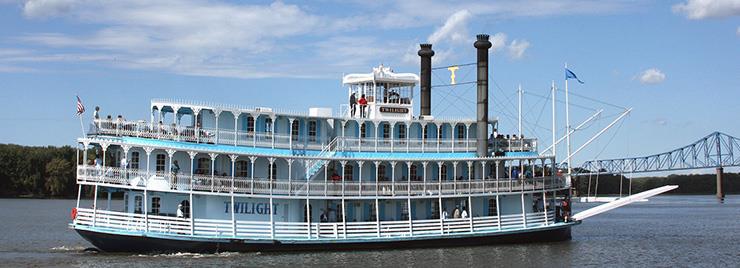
441 209 448 220
461 207 469 219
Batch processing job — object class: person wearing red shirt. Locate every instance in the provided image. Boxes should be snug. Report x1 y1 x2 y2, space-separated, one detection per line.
358 94 368 118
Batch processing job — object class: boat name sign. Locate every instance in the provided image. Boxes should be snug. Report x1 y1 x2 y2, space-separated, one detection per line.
224 201 278 215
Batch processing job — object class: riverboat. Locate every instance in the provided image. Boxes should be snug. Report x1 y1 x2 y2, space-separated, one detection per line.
70 34 579 252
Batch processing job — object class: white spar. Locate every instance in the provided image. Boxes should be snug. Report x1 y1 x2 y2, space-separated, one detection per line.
571 185 678 221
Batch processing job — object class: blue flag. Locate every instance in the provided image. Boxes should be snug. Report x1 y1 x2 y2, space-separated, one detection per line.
565 68 584 84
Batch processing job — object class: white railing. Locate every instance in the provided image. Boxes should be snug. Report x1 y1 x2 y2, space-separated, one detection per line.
77 165 566 197
74 208 558 241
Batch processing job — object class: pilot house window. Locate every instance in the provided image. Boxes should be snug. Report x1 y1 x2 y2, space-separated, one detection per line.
151 197 161 215
247 116 255 133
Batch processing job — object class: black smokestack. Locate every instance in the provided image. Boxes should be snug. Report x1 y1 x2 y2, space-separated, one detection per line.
418 44 434 117
474 34 492 157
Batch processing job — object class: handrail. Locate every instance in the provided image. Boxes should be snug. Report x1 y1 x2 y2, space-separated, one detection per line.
74 207 559 241
76 165 566 197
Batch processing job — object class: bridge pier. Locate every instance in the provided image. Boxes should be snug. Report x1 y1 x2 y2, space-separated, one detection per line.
716 167 725 202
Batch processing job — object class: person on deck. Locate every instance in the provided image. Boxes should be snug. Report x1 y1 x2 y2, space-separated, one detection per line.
177 204 184 218
461 207 469 219
358 94 368 118
441 209 448 220
171 160 180 190
453 206 461 219
349 93 357 117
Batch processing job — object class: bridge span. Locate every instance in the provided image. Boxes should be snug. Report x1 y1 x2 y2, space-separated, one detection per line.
574 131 739 200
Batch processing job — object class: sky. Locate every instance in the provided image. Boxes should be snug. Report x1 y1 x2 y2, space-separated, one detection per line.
0 0 738 170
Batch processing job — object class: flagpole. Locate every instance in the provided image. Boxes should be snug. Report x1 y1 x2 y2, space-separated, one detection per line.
79 114 86 137
565 63 573 188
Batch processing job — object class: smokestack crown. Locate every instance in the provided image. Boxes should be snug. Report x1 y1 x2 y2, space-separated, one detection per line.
474 34 492 49
418 44 435 57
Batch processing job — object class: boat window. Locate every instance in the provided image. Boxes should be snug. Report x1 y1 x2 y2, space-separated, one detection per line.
270 162 277 180
309 120 317 142
423 125 428 140
382 123 390 139
123 192 129 213
291 120 300 141
457 125 465 140
398 124 406 140
197 157 211 175
247 116 255 133
360 123 367 138
180 200 190 218
488 198 498 216
151 196 161 215
265 118 273 133
432 201 439 219
441 164 448 180
236 160 249 177
410 164 417 180
134 195 143 214
378 164 386 181
131 151 140 169
156 154 166 173
400 200 409 220
344 164 353 181
369 203 376 221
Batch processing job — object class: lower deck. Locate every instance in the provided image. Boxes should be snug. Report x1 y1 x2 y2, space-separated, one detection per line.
73 188 571 245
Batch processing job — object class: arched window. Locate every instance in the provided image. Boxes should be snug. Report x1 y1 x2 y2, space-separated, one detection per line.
410 164 417 180
291 120 300 141
134 194 143 214
378 164 386 181
344 164 354 181
197 157 211 175
398 124 406 140
156 154 166 173
441 164 448 180
270 161 277 180
131 151 140 169
151 196 161 215
360 123 367 138
423 125 428 140
236 160 249 177
265 118 273 134
247 116 255 133
382 123 390 139
457 125 465 140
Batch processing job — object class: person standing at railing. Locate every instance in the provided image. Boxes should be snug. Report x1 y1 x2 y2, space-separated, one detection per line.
120 156 128 181
349 93 357 117
170 160 180 190
93 106 100 130
442 209 448 220
358 94 368 118
453 206 461 219
461 207 469 219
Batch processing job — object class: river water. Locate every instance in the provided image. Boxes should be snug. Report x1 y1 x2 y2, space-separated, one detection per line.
0 195 737 267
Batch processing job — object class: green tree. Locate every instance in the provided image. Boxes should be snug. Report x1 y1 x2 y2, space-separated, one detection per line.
45 158 72 196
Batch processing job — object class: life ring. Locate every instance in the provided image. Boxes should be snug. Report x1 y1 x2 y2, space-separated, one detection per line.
71 207 78 220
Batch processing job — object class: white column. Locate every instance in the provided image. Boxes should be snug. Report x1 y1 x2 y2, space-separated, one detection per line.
390 124 395 152
407 197 413 236
234 113 240 146
358 161 364 196
496 195 501 230
268 157 275 195
230 154 237 237
468 195 474 232
421 161 429 195
271 116 276 149
188 151 196 235
214 110 221 144
406 161 412 196
521 192 527 228
194 109 201 143
374 161 380 196
209 153 217 192
437 162 443 196
391 161 396 196
144 146 153 232
374 121 379 152
341 198 347 239
166 149 175 190
375 198 380 237
465 123 471 152
289 118 294 150
340 161 347 196
269 197 275 239
249 156 257 194
287 159 293 196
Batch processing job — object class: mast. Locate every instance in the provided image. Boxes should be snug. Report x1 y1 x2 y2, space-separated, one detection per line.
564 63 573 186
551 81 556 158
518 84 522 139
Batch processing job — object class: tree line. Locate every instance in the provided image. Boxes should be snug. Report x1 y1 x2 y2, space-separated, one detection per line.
0 143 737 198
0 144 80 197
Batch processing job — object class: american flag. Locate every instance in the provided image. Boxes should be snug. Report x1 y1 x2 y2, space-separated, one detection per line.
76 95 85 115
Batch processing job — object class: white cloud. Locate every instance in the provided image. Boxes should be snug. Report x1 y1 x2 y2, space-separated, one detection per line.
672 0 740 20
490 33 508 52
7 0 633 79
638 68 666 84
507 39 530 59
427 10 472 44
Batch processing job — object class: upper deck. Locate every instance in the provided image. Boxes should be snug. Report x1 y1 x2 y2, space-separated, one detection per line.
91 99 537 158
